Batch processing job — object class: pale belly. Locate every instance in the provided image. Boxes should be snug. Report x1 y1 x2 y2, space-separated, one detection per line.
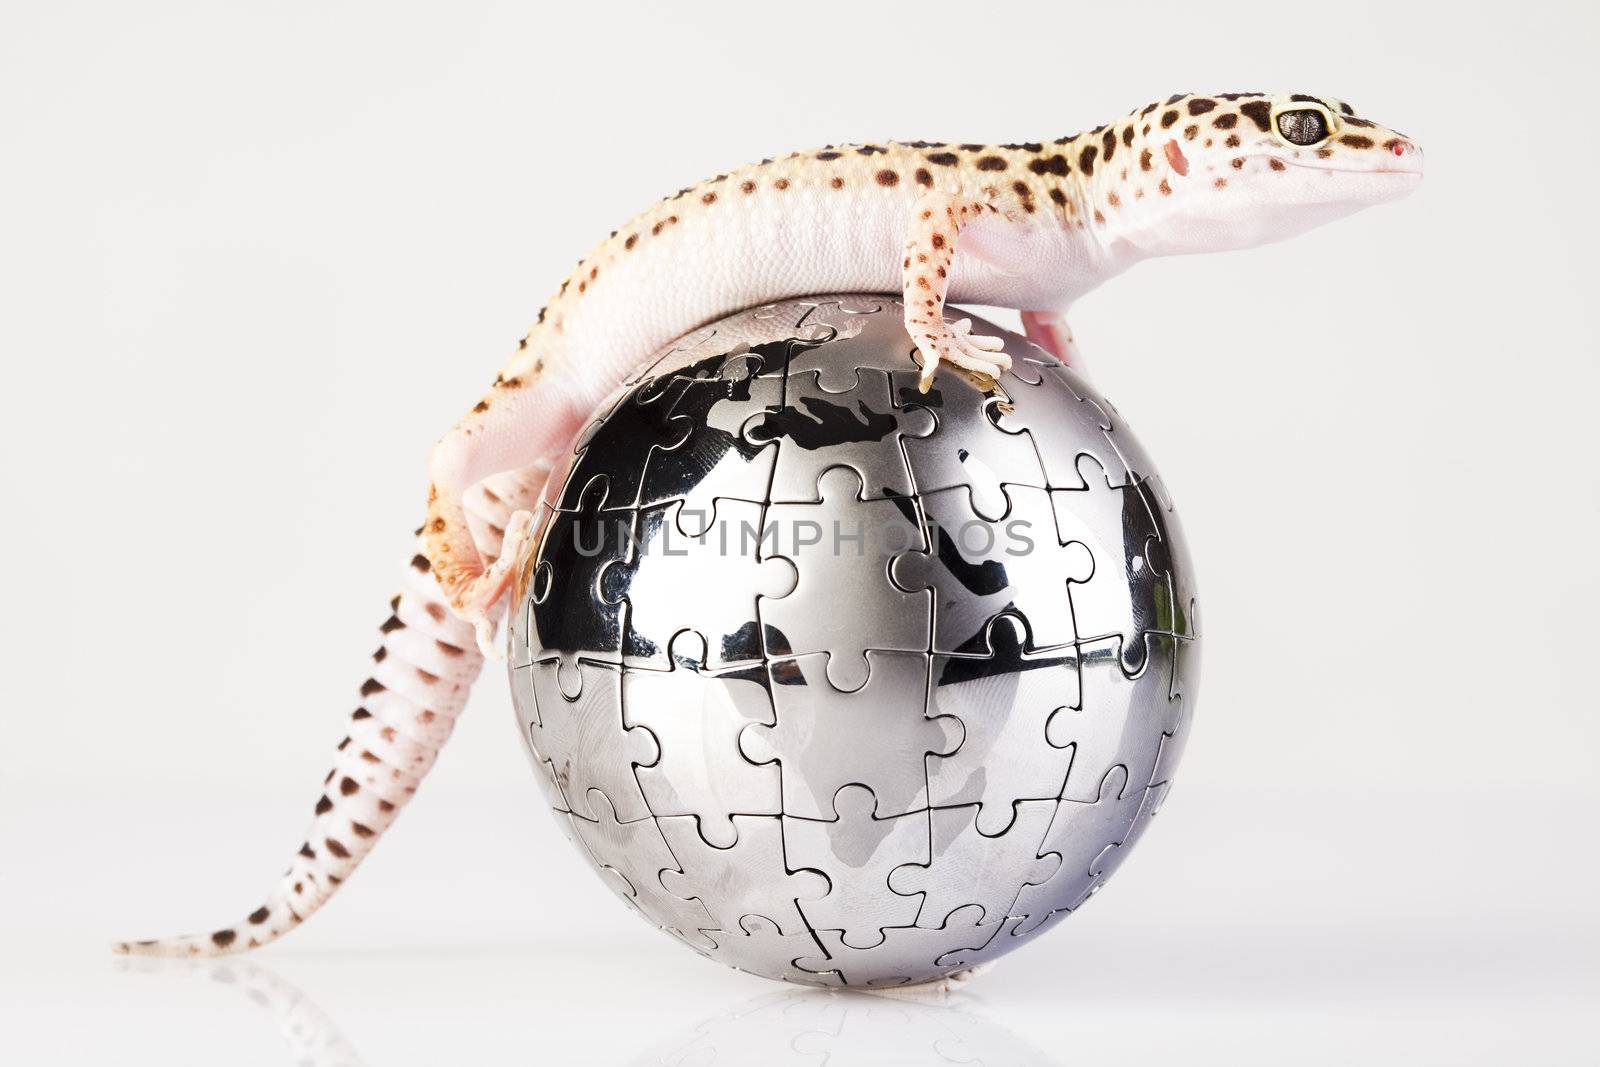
550 188 1091 412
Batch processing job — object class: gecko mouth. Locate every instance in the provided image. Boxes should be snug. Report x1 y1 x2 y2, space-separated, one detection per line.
1280 157 1424 179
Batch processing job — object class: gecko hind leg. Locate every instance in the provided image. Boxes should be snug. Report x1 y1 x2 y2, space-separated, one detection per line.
459 507 534 658
1021 308 1086 372
424 342 588 645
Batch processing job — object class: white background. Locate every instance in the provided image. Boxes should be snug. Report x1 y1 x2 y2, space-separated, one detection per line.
2 1 1596 1063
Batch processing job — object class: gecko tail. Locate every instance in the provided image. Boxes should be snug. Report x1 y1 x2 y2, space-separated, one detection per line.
114 472 540 958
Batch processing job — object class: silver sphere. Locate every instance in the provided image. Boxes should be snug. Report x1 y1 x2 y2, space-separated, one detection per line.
508 296 1199 988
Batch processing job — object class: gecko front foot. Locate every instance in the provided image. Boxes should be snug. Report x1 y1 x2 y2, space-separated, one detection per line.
914 318 1011 391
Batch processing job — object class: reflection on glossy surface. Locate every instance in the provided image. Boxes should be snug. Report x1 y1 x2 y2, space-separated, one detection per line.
636 986 1057 1067
114 955 1056 1067
116 957 366 1067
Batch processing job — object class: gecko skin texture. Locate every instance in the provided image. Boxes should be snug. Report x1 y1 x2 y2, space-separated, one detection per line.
119 91 1421 957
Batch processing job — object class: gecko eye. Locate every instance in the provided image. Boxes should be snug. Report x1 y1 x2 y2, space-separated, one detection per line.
1269 97 1339 148
1276 109 1329 146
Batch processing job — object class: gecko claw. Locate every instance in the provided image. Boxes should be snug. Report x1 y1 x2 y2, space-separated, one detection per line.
912 318 1012 391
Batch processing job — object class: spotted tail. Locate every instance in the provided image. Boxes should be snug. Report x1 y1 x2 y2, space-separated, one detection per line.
115 471 540 957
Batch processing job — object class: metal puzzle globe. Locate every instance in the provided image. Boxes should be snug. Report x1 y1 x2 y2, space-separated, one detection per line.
507 295 1199 988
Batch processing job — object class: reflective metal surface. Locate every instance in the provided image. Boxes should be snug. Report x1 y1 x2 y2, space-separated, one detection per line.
508 296 1199 988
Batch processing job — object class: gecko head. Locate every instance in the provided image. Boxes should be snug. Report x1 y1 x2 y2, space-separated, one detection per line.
1105 92 1423 256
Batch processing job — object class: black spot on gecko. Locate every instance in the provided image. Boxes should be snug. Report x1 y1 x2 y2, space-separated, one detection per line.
298 843 315 859
1187 98 1217 115
876 169 899 186
1029 154 1069 176
856 144 887 155
1213 113 1238 130
1160 110 1179 129
926 152 960 166
975 155 1007 171
359 678 385 697
315 795 333 815
914 167 933 186
249 907 270 925
351 821 375 838
339 776 360 796
816 151 841 160
352 708 372 720
410 554 431 572
211 930 236 947
324 838 351 859
1078 144 1097 175
1240 100 1273 132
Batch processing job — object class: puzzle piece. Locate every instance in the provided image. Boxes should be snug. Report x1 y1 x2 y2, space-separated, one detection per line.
525 660 658 822
526 481 632 667
702 915 842 988
995 360 1158 490
604 497 797 670
752 296 893 388
510 658 572 811
551 376 691 513
624 632 782 846
889 800 1057 925
784 784 929 947
568 789 716 943
760 468 931 689
891 370 1046 520
1008 763 1145 935
932 913 1029 972
743 652 958 820
1059 634 1184 802
637 343 788 510
923 615 1081 830
746 369 934 503
892 485 1088 654
779 299 913 393
1062 368 1162 490
621 322 720 386
798 904 998 987
657 814 828 937
1048 454 1190 672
